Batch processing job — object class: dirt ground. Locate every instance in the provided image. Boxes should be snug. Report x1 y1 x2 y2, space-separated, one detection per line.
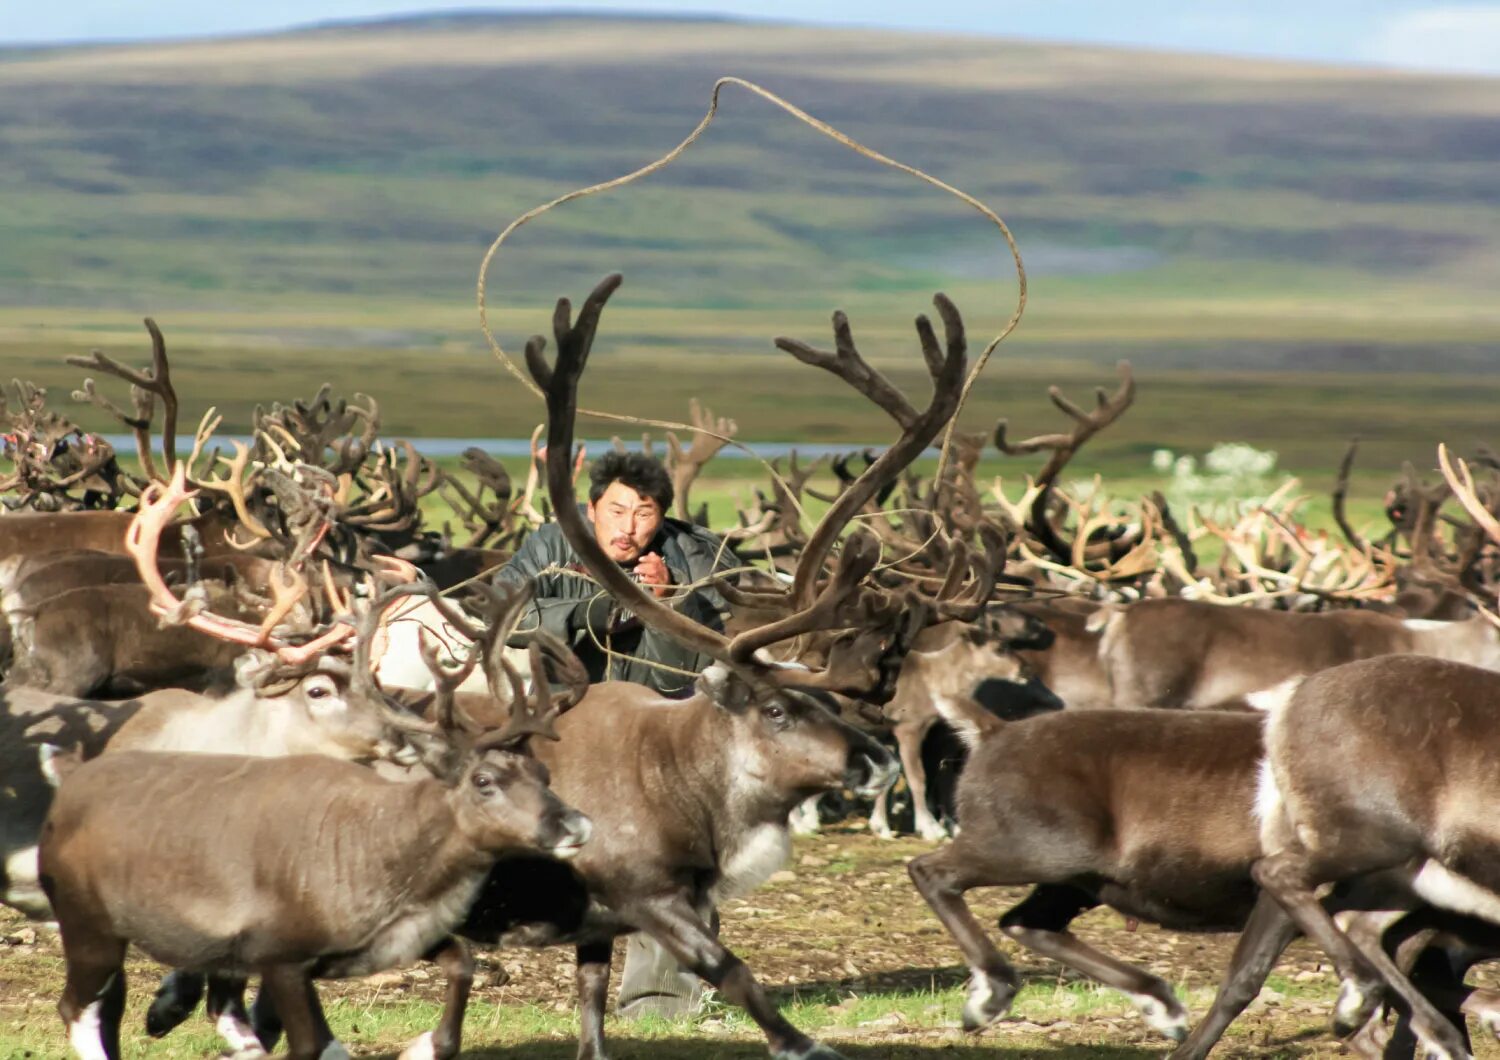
4 827 1497 1058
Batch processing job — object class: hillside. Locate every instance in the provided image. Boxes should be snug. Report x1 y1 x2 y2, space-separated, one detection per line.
0 13 1495 469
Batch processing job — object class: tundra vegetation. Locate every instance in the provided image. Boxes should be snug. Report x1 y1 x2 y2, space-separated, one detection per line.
5 14 1500 1060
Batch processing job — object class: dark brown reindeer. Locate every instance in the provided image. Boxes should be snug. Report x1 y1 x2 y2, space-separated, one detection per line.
905 694 1270 1046
37 587 589 1060
5 582 257 697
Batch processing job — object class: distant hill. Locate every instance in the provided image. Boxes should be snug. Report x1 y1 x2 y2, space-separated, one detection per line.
1 13 1497 373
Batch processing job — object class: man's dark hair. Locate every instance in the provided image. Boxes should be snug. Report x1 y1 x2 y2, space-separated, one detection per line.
588 451 674 513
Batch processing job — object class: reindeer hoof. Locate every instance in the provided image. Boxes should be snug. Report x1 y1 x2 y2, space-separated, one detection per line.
1333 977 1383 1037
961 972 1016 1032
146 972 203 1038
1412 1017 1471 1060
773 1043 845 1060
1129 991 1189 1041
398 1030 437 1060
916 820 950 842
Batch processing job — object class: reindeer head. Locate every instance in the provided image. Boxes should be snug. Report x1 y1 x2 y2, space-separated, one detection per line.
350 580 592 861
697 663 896 807
883 621 1062 727
232 651 416 765
446 740 592 863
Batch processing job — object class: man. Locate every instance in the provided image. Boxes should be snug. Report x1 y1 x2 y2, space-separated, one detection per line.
495 450 734 697
495 450 736 1016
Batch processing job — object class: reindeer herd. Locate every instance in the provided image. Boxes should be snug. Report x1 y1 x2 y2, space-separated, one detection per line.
4 274 1500 1060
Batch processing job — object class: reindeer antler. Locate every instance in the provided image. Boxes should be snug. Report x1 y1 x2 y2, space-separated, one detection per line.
666 398 738 523
68 318 179 483
126 464 355 665
523 274 962 698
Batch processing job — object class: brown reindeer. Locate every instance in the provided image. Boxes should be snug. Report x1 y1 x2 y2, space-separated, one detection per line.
465 272 953 1060
1013 598 1112 710
155 273 965 1060
0 653 414 922
5 583 257 697
38 673 586 1060
1182 655 1500 1060
869 616 1062 840
1096 595 1500 710
906 697 1268 1045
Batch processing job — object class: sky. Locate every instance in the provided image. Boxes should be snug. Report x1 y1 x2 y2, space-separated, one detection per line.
4 0 1500 76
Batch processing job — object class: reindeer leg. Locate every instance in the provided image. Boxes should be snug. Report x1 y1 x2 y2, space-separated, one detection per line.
625 893 843 1060
898 719 946 841
575 939 614 1060
57 940 127 1060
204 972 264 1058
1171 890 1300 1060
787 795 823 837
145 969 204 1038
256 965 342 1060
401 937 473 1060
907 845 1020 1032
1252 852 1469 1060
867 781 891 838
999 883 1188 1041
248 981 283 1054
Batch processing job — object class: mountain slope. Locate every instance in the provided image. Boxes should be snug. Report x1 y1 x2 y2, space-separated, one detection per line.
1 14 1497 374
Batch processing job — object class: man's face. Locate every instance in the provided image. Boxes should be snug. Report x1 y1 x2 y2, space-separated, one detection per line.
588 480 664 563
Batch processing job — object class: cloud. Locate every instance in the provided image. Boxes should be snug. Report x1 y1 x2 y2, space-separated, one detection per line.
1363 4 1500 74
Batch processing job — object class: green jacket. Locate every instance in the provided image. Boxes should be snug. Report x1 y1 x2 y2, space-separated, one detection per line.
493 507 737 697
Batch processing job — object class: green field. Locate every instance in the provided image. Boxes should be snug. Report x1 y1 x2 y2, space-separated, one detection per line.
1 14 1494 531
3 14 1499 365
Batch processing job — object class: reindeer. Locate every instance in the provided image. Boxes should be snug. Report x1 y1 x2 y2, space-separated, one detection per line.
5 583 258 697
1157 654 1500 1060
905 694 1271 1046
0 653 414 921
869 616 1062 840
39 658 587 1060
1096 595 1500 710
1174 449 1500 1059
329 273 958 1060
1012 597 1112 710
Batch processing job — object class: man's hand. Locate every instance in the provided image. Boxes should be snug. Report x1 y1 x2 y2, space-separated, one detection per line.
634 552 672 599
569 594 616 636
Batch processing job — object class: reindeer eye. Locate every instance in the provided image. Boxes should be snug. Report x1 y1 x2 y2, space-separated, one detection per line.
764 705 787 724
472 772 495 794
307 686 329 699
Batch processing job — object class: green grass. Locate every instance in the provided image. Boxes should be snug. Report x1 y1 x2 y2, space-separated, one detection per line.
1 15 1498 374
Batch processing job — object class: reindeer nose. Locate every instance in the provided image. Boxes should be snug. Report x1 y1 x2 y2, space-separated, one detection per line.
549 810 593 860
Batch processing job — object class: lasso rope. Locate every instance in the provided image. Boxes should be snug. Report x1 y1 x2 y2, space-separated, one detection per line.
476 76 1026 514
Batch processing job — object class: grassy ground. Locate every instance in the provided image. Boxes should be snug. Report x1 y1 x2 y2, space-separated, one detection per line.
2 334 1487 514
2 828 1465 1059
2 15 1499 370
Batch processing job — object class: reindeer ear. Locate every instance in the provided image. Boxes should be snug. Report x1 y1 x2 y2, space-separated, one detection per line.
233 649 276 689
697 663 756 712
